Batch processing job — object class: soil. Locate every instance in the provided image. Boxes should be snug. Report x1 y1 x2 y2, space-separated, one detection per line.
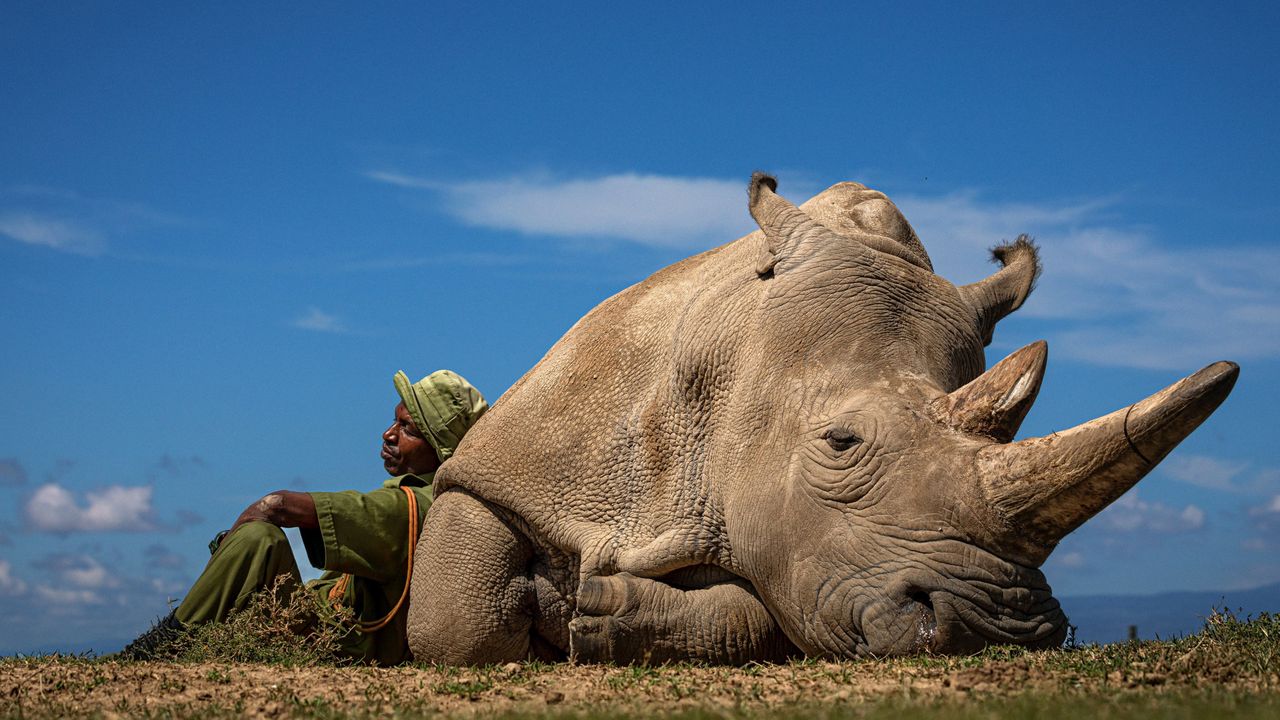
3 654 1276 719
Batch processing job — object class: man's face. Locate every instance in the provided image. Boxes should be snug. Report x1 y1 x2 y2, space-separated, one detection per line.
382 402 441 476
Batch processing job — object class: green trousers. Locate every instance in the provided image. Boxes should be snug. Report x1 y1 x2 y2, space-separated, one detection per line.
173 521 405 664
175 522 306 625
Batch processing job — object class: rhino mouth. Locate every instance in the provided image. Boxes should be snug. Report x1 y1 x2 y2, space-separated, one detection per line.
808 559 1067 658
920 585 1066 653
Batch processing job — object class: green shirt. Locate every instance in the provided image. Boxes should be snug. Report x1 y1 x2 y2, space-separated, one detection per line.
301 473 433 665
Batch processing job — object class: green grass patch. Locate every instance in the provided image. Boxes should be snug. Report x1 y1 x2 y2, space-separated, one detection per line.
169 576 356 666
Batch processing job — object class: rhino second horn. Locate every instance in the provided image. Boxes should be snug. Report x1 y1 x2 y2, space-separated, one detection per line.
958 235 1042 346
977 360 1239 566
934 340 1047 443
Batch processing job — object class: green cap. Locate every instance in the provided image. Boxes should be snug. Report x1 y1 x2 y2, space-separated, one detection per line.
393 369 489 463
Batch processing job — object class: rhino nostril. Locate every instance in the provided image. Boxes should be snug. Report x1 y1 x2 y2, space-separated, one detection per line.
907 591 933 611
905 590 939 650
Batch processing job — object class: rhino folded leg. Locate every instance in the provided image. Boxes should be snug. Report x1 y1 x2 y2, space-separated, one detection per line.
407 488 535 665
570 572 796 665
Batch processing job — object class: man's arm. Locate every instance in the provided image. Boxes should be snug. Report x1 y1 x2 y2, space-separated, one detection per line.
303 487 430 580
227 490 319 534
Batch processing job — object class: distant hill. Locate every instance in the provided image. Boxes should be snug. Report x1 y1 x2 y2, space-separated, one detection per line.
1060 582 1280 644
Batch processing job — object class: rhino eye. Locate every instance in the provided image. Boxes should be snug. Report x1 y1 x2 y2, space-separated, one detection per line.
823 428 862 452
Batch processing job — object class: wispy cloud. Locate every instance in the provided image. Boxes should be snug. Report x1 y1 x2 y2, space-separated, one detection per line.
366 170 753 247
0 186 181 257
0 559 27 596
1053 551 1087 569
1247 495 1280 531
147 454 207 481
0 459 26 487
369 170 1277 369
1096 490 1206 533
44 554 119 590
1241 495 1280 552
897 191 1280 369
25 483 156 532
143 544 186 571
1251 494 1280 516
0 213 105 255
292 307 347 333
33 585 103 606
364 170 439 190
1161 454 1251 492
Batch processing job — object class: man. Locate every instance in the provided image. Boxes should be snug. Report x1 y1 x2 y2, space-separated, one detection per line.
121 369 488 664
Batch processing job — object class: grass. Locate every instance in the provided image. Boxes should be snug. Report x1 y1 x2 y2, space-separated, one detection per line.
1 609 1276 719
876 608 1280 686
164 576 356 666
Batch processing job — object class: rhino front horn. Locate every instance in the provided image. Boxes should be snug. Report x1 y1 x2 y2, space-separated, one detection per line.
977 360 1239 566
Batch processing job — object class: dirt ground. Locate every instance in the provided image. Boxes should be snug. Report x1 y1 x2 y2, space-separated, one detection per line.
3 652 1278 719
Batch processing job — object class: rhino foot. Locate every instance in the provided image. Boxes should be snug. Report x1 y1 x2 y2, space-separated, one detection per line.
570 572 796 665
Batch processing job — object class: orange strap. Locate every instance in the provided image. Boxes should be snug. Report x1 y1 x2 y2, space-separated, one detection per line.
326 485 421 634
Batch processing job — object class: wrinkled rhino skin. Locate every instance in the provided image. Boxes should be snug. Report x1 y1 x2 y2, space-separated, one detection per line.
406 175 1238 664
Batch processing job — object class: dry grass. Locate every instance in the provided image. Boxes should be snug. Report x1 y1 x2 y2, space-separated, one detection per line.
1 610 1276 719
169 576 355 666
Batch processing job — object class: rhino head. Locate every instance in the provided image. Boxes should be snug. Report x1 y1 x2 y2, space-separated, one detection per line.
714 174 1237 657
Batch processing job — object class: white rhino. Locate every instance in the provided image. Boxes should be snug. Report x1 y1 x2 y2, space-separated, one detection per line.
406 175 1237 663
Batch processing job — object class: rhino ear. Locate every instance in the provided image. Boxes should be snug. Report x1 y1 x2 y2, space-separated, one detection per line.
933 340 1047 442
748 172 827 277
958 235 1041 346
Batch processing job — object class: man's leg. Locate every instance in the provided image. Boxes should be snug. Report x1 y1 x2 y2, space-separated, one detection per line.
121 521 302 659
175 520 302 625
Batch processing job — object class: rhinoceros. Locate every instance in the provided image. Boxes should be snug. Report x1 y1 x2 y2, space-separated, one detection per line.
406 174 1237 664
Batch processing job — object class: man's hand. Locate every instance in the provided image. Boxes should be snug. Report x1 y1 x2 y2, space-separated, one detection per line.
226 490 319 537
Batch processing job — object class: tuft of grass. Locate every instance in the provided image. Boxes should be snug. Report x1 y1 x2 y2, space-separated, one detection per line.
170 576 355 666
1199 608 1279 675
434 678 495 697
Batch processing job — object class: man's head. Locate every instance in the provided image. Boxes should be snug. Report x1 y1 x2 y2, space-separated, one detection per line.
383 369 489 477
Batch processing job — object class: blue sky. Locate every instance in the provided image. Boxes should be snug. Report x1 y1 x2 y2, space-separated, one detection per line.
2 2 1278 654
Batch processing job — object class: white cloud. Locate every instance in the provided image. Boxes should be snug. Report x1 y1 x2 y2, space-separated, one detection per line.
0 559 27 596
0 213 105 255
0 186 182 257
25 483 156 532
1160 454 1250 492
363 170 438 190
1097 490 1206 533
1249 494 1280 518
33 585 102 605
368 171 754 247
292 307 347 333
1243 495 1280 550
896 192 1280 370
1055 551 1087 569
371 170 1278 369
50 556 119 590
149 577 186 595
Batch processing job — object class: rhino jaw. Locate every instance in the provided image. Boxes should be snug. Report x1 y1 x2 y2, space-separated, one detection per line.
797 551 1068 658
977 360 1239 566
